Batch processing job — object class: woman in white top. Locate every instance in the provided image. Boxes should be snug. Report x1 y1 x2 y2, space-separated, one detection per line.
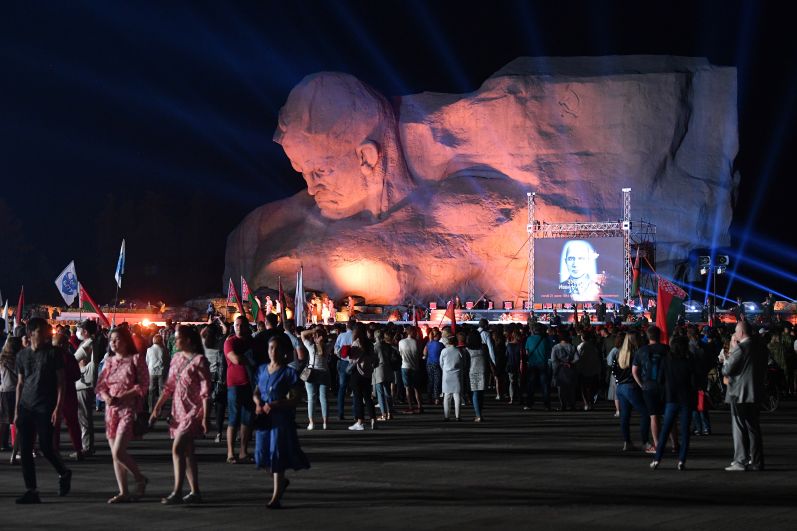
300 326 330 430
439 335 464 421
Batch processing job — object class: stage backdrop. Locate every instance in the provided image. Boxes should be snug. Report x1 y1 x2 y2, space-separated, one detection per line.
534 237 624 303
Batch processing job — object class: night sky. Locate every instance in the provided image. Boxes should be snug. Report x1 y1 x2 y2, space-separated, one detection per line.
2 1 795 307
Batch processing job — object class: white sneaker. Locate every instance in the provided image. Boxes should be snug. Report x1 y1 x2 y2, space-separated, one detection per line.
307 423 314 431
322 423 328 430
348 422 364 431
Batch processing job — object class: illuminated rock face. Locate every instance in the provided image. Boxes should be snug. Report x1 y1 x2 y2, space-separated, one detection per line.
225 56 738 304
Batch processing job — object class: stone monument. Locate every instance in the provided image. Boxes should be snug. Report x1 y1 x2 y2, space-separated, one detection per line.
225 56 738 304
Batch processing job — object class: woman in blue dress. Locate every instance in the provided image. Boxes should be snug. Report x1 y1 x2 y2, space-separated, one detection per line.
253 333 310 509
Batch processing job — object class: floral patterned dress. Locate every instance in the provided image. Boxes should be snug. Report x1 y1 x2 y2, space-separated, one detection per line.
161 352 212 438
95 353 149 439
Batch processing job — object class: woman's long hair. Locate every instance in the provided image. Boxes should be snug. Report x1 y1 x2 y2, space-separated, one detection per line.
177 325 204 355
618 330 640 369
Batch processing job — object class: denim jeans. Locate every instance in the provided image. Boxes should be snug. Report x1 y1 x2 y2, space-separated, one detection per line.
375 382 393 416
337 361 351 419
525 365 550 408
305 381 328 420
616 382 651 445
472 390 484 418
427 364 442 400
692 410 711 434
655 402 692 463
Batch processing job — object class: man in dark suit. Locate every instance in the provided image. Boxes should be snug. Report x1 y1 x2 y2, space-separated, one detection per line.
722 320 767 471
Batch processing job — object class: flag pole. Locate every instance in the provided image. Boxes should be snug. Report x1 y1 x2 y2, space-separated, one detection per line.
112 283 120 327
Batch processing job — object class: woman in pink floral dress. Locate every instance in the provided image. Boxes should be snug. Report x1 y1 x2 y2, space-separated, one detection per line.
151 325 211 505
95 326 150 503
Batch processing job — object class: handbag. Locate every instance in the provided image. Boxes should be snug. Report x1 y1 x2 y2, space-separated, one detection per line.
300 364 315 383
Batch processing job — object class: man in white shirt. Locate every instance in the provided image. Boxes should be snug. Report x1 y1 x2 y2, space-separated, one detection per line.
399 326 423 413
146 334 166 413
73 320 97 457
334 320 355 420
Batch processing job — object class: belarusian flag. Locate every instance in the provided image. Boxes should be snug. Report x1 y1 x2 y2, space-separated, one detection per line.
655 277 687 344
441 299 457 333
14 286 24 328
78 283 111 328
227 278 244 316
240 276 260 323
631 251 641 298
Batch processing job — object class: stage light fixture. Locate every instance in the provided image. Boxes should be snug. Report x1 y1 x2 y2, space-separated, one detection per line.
717 255 730 266
698 256 711 266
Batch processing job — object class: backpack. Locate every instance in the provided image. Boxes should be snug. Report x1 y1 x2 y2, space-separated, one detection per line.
389 346 401 371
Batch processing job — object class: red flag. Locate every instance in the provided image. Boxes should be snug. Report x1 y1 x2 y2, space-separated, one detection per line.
443 300 457 333
240 277 260 322
14 286 24 327
78 283 111 328
631 251 641 298
656 277 687 344
227 278 244 316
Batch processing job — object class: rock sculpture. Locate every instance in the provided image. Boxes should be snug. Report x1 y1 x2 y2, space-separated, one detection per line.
225 56 738 304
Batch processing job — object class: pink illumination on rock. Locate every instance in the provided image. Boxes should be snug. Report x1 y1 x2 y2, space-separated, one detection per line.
225 56 738 304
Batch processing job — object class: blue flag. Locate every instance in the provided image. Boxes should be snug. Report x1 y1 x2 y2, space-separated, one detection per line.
115 239 126 288
55 261 79 306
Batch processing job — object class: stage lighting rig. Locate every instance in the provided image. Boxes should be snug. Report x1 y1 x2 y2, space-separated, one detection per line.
698 255 731 323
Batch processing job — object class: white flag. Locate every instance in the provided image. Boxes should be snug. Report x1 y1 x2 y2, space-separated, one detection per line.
2 300 8 333
294 266 305 327
115 239 126 288
55 261 79 306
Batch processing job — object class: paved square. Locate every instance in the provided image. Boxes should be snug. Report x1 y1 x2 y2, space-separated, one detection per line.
1 399 795 530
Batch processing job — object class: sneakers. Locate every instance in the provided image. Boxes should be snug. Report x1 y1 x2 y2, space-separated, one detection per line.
522 406 532 411
59 469 72 497
643 444 656 454
613 411 620 417
347 422 364 431
307 422 314 431
649 460 660 470
16 490 41 504
67 451 85 461
677 462 686 471
725 462 747 472
214 433 222 444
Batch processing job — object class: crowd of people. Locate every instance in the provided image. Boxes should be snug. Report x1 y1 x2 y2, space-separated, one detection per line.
0 306 794 506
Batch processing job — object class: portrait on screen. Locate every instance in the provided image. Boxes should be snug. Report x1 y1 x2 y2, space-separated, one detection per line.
557 240 605 302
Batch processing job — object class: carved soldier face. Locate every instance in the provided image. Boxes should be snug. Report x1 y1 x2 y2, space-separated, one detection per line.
280 135 380 219
274 73 387 220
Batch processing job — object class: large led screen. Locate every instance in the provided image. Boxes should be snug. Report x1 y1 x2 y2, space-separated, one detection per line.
534 238 624 303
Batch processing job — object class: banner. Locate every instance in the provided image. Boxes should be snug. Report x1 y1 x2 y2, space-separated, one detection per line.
441 299 457 333
1 300 8 334
115 239 126 288
55 260 79 306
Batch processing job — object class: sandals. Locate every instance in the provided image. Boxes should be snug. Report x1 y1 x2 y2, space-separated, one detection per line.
108 493 132 504
135 476 148 499
226 456 238 464
161 492 183 505
237 454 255 464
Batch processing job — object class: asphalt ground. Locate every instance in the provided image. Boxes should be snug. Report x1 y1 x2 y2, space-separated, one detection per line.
1 396 796 530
